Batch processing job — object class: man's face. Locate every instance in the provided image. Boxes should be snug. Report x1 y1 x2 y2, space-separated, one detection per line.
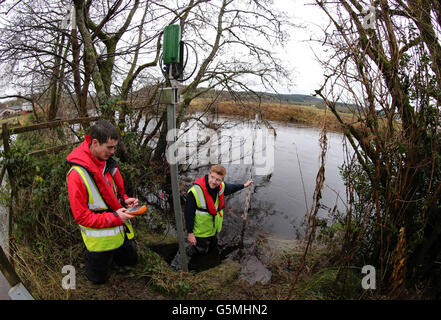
208 171 224 189
90 138 118 161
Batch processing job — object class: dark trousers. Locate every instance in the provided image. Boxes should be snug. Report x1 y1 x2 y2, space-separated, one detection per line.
188 235 218 256
170 235 218 271
85 237 138 284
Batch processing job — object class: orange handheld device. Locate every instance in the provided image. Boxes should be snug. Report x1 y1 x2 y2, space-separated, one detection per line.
126 205 147 216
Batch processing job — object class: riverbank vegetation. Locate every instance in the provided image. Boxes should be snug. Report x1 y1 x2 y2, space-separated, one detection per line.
309 0 441 299
187 98 354 133
1 108 369 301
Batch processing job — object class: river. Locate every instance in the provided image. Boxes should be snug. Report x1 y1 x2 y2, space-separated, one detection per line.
177 116 349 240
151 115 350 281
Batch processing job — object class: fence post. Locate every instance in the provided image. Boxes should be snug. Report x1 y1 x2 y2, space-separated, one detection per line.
0 245 34 300
0 245 20 288
2 123 16 264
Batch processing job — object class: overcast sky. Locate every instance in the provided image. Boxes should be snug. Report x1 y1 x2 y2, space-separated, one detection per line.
0 0 328 101
272 0 328 96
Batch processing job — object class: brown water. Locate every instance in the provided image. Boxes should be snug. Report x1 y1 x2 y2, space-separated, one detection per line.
181 120 348 241
152 119 349 281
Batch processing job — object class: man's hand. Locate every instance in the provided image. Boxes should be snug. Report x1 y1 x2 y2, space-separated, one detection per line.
244 180 254 188
187 233 197 246
116 207 134 223
124 197 139 208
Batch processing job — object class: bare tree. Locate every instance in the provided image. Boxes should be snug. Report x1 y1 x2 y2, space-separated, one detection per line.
152 0 293 161
313 0 441 298
0 0 73 120
1 0 294 158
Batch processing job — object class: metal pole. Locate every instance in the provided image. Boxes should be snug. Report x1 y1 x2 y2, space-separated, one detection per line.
166 89 188 272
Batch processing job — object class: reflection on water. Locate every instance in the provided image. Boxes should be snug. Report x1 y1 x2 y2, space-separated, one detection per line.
160 116 351 281
178 117 349 241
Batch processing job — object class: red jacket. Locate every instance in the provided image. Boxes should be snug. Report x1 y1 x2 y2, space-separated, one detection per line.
66 135 128 229
194 176 225 216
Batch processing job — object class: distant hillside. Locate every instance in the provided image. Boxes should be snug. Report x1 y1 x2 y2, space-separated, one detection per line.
136 85 354 113
260 92 323 104
258 92 354 114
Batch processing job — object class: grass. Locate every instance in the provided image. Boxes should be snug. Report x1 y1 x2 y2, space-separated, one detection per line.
187 98 355 133
3 100 371 300
11 215 242 300
0 113 33 126
11 213 366 300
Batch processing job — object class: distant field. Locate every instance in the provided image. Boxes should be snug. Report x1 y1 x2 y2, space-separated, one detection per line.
187 98 355 133
0 114 33 134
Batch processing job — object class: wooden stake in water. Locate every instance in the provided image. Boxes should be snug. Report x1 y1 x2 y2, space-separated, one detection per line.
240 115 258 242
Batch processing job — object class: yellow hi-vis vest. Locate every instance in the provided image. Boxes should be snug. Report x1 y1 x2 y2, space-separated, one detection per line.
68 165 134 252
188 182 225 237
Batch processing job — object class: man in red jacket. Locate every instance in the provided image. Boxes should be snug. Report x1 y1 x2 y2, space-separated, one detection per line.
66 120 139 284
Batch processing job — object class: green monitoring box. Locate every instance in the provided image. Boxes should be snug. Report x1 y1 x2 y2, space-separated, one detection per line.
163 24 181 65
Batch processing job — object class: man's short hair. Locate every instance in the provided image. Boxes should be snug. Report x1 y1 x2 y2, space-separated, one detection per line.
209 164 226 177
90 120 120 144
